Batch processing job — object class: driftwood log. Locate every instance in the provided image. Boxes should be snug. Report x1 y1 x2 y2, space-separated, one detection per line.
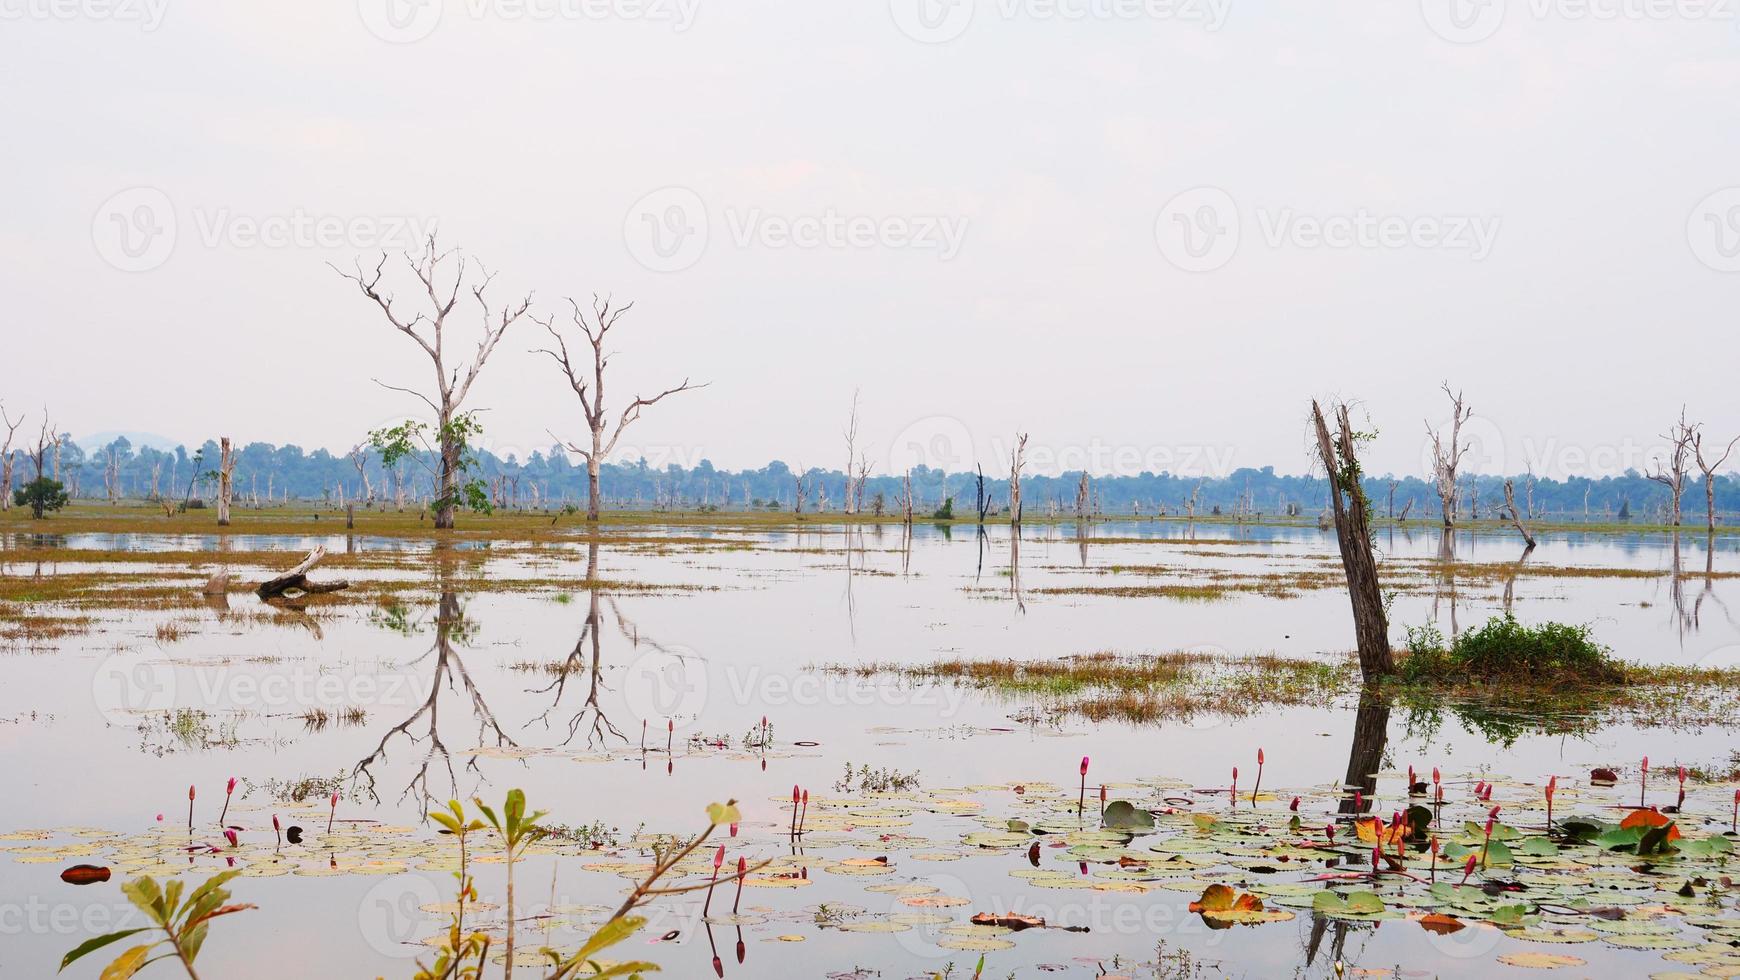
256 546 350 599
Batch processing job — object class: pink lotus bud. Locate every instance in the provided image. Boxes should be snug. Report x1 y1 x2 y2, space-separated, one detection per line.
272 814 280 831
802 789 809 804
1289 796 1300 811
729 822 738 837
226 777 237 795
1324 823 1335 841
1258 748 1265 765
330 791 339 807
792 785 800 802
1232 767 1239 782
1432 767 1440 784
1679 766 1687 785
713 844 724 869
1642 756 1649 774
189 785 196 801
736 856 746 874
223 829 238 847
155 813 163 821
1080 757 1090 776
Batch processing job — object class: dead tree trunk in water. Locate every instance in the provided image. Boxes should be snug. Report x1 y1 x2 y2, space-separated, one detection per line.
1693 429 1737 532
1008 433 1028 527
216 437 236 526
1311 400 1394 680
1501 479 1536 550
535 296 702 521
1648 408 1697 527
0 405 21 512
1425 384 1472 529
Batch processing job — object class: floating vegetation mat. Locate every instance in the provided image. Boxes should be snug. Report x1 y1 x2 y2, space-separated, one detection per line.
10 764 1740 975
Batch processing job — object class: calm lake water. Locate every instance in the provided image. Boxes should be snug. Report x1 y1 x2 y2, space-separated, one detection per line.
3 520 1738 978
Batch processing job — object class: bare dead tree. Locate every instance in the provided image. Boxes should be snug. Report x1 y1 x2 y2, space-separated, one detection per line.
534 295 702 521
1074 472 1091 520
216 437 237 526
1311 399 1393 680
348 443 375 507
1008 433 1028 527
901 470 914 525
1425 384 1472 529
1647 408 1697 527
793 465 808 514
842 389 861 515
853 452 871 514
332 235 531 529
1693 427 1738 532
0 405 21 512
1186 479 1204 521
1501 478 1536 550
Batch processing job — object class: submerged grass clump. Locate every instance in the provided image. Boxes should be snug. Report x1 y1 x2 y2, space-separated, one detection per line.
1399 614 1624 684
825 651 1355 724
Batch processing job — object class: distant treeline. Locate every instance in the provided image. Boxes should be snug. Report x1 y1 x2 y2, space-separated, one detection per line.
30 435 1740 523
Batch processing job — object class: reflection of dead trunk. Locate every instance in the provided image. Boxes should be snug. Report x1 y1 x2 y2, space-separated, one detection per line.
1502 543 1533 615
353 591 516 812
1311 401 1394 679
1009 530 1025 614
256 546 350 599
1339 692 1389 816
1433 528 1459 637
525 544 628 747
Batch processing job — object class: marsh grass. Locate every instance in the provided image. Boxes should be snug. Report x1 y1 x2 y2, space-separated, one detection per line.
824 651 1356 724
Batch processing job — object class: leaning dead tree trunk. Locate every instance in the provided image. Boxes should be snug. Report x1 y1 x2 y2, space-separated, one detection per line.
1647 408 1696 527
1008 433 1028 527
216 437 236 526
334 235 531 530
1425 383 1472 529
1501 479 1536 549
1693 428 1737 532
1311 400 1394 680
256 546 351 599
535 295 703 522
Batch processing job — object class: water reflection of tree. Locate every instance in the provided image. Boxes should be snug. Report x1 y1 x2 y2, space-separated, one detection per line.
1300 690 1388 974
1431 528 1460 638
523 540 653 749
352 590 516 814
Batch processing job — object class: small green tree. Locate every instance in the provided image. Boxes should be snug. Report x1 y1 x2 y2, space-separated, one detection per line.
369 413 494 520
15 477 68 519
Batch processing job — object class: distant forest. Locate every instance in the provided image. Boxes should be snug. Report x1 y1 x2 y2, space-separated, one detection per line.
30 435 1740 523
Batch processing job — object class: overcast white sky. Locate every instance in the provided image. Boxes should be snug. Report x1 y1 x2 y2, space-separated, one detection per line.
3 0 1737 480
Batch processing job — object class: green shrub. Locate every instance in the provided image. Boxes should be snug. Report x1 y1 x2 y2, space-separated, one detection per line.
1399 613 1622 684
